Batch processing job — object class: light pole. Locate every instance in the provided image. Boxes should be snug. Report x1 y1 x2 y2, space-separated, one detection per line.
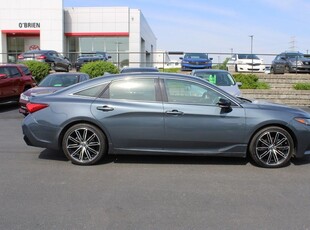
249 35 254 73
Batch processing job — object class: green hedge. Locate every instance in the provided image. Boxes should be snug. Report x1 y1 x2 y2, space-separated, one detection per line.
233 73 270 89
21 61 50 82
80 61 119 78
293 83 310 90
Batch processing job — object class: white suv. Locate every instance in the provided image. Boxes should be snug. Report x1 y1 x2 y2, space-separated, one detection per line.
227 54 265 72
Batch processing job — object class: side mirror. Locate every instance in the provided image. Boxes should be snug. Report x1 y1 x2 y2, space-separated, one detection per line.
179 57 183 60
209 58 213 60
0 74 8 79
237 82 242 87
217 98 231 108
108 56 112 59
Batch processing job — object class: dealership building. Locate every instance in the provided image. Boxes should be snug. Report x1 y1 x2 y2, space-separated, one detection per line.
0 0 157 67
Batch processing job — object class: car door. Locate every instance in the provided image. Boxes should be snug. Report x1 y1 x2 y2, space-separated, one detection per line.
91 77 165 153
0 66 21 99
161 78 247 156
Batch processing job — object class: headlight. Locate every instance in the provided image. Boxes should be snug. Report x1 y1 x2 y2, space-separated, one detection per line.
294 117 310 125
20 93 29 101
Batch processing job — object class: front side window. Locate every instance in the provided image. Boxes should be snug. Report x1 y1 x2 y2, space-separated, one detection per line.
107 78 156 101
164 79 223 105
8 67 21 78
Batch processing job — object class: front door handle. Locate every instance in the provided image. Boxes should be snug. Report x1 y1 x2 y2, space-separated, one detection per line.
166 110 184 115
97 105 114 111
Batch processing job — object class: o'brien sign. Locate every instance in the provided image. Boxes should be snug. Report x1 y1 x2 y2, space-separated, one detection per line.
18 22 40 28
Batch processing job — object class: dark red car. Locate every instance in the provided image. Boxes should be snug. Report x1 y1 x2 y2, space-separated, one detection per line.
0 64 36 104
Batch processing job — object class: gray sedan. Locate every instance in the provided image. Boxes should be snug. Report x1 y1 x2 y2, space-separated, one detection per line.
22 73 310 168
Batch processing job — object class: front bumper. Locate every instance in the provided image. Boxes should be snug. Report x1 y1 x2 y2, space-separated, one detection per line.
236 64 265 72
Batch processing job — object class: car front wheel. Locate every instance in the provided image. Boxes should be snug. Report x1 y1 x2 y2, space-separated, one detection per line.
249 126 294 168
62 123 107 165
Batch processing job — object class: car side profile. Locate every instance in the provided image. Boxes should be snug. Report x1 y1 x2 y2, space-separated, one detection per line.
0 64 36 104
271 52 310 74
227 54 265 72
18 50 72 72
22 72 310 168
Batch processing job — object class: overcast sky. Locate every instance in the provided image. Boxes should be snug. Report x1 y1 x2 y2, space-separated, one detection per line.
64 0 309 60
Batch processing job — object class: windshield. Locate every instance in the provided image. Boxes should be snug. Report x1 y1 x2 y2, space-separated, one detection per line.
286 53 304 59
184 53 208 59
39 74 79 87
193 72 236 86
237 54 259 59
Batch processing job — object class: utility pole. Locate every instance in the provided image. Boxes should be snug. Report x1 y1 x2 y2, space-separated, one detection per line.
249 35 254 73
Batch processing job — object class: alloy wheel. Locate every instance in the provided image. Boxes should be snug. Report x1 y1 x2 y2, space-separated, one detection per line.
250 127 293 168
63 124 106 165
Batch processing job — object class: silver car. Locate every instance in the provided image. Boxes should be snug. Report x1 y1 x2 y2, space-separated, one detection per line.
191 69 242 97
22 73 310 168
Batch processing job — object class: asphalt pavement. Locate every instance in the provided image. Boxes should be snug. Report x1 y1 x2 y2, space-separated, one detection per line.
1 103 310 230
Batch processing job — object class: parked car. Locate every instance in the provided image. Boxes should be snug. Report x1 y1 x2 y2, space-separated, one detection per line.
19 72 89 115
18 50 72 72
120 67 159 73
191 69 242 97
270 52 310 74
180 53 213 71
75 52 111 71
22 72 310 168
227 54 265 72
0 64 36 104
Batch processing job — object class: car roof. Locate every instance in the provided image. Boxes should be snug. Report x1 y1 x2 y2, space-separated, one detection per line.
46 72 89 76
24 50 56 53
120 67 159 73
192 69 228 73
0 63 27 67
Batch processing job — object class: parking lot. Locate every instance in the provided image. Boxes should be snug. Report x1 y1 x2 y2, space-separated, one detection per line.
1 103 310 230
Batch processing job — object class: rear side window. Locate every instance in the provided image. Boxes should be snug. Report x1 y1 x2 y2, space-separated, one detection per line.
74 83 108 98
105 78 156 101
20 66 31 75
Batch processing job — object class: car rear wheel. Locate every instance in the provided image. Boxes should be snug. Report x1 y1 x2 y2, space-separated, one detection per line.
62 123 107 165
249 126 294 168
235 65 238 72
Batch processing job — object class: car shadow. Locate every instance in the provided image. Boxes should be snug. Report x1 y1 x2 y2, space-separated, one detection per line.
291 155 310 166
0 102 19 113
37 149 310 167
38 149 249 166
103 154 249 166
38 149 69 162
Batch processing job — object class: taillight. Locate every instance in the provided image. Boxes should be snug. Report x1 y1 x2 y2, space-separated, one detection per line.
17 54 24 59
26 103 49 113
36 55 46 60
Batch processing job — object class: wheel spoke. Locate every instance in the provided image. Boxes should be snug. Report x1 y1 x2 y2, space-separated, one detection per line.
71 146 83 158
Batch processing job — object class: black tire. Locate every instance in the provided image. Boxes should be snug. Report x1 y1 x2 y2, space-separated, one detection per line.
249 126 294 168
284 65 290 73
66 64 71 72
235 65 238 72
50 62 56 71
62 123 107 165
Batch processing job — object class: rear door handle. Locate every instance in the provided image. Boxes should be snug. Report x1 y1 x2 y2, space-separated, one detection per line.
97 105 114 111
166 110 184 115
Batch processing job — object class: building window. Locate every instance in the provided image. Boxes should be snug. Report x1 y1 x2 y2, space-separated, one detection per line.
67 37 129 68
